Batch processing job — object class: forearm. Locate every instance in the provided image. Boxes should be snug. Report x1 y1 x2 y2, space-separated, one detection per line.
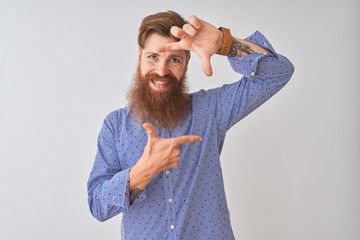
228 37 271 56
224 30 293 80
218 27 271 57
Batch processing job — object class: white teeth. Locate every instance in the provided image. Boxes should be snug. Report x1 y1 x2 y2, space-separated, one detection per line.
155 81 167 84
153 81 168 88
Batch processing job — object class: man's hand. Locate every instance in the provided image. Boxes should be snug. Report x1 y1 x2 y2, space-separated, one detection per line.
129 123 202 198
158 15 223 76
140 123 202 174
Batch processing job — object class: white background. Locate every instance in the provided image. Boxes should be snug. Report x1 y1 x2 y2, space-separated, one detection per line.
0 0 359 239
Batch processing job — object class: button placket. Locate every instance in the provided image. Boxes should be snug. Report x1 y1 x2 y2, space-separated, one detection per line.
161 128 177 238
164 170 177 234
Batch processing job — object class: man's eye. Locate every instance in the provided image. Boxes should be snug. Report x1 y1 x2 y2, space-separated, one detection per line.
148 55 157 60
171 58 180 63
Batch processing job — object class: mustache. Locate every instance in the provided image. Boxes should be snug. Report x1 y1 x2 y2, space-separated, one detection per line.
145 73 178 84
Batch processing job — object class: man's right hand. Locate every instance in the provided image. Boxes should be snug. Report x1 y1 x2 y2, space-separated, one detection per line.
129 123 202 194
140 123 202 174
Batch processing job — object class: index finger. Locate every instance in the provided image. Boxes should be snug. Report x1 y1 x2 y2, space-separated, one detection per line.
172 135 203 146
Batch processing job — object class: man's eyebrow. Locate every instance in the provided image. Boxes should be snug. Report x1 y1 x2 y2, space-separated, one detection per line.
144 52 184 59
169 54 183 58
144 52 159 56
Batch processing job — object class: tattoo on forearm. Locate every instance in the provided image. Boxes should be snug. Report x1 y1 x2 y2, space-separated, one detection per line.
228 38 256 57
130 188 141 203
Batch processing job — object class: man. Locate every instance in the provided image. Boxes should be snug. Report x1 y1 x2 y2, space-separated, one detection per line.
87 11 294 239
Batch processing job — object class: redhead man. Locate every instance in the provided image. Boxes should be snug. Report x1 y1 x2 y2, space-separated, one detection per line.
87 11 294 239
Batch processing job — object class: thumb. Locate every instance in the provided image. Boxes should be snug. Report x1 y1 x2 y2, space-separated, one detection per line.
199 54 213 76
143 123 158 141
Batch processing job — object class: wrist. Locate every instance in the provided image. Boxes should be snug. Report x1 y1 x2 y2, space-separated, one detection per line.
129 159 156 191
217 27 233 56
217 29 224 53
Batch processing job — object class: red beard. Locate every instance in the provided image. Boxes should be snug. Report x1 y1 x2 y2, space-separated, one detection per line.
127 66 191 129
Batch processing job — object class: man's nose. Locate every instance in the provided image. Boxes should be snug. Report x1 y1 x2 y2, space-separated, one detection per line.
155 61 170 76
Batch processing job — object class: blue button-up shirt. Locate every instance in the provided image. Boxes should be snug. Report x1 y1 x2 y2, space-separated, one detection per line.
87 31 294 239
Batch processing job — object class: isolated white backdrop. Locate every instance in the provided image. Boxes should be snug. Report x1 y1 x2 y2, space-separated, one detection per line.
0 0 359 239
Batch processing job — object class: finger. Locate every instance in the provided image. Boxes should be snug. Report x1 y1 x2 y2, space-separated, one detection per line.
183 23 197 37
157 42 184 52
188 15 201 29
173 135 203 146
199 54 213 76
142 123 158 141
170 26 189 39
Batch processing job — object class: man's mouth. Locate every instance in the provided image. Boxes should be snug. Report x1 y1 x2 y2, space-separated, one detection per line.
153 80 169 88
150 79 171 91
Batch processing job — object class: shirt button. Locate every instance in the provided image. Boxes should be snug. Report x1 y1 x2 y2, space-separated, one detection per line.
166 170 170 175
251 71 255 76
168 198 173 203
170 224 175 230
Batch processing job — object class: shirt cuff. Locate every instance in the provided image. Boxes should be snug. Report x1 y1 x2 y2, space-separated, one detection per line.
244 30 277 55
227 31 278 79
111 168 149 209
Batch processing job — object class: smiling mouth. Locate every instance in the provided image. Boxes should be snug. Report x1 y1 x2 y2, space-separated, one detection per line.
150 79 171 91
153 80 169 88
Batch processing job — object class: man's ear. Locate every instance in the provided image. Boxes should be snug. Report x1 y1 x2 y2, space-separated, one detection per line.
138 48 142 62
185 52 191 68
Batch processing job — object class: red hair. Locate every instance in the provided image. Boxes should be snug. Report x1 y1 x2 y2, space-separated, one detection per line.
138 11 189 55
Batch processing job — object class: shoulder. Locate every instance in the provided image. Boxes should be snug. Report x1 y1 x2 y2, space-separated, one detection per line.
103 106 130 127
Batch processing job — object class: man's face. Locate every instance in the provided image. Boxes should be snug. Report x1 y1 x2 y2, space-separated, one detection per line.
138 33 190 92
128 33 191 129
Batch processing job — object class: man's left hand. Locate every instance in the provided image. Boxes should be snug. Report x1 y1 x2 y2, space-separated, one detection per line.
158 15 223 77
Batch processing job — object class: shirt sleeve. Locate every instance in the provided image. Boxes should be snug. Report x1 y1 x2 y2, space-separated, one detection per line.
215 31 295 135
87 112 148 222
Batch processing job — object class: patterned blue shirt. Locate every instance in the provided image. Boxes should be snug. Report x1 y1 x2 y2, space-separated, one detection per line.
87 31 294 239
